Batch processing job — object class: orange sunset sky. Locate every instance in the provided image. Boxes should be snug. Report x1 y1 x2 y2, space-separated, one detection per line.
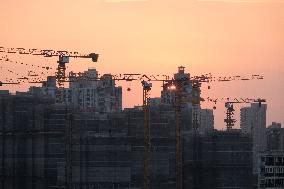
0 0 283 129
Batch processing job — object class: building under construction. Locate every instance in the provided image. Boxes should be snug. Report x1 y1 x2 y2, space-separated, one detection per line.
0 66 259 189
0 92 254 189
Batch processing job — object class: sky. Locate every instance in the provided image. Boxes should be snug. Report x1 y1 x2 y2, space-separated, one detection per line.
0 0 283 129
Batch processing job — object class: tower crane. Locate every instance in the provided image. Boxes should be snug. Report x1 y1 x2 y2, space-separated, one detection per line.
207 97 266 130
3 63 264 189
0 46 99 86
173 79 184 189
163 66 264 189
0 81 20 86
141 81 152 189
225 98 266 130
57 67 264 189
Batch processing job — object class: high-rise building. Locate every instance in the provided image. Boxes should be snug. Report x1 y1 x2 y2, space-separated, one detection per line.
161 66 193 107
160 66 202 131
199 109 214 134
29 69 122 113
240 103 267 173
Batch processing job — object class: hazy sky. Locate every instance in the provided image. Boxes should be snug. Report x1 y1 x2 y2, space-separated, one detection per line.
1 0 283 129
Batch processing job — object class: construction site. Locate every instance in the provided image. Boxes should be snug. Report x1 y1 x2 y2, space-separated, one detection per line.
0 46 275 189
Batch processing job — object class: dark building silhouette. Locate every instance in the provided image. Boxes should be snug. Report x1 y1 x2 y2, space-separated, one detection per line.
266 122 284 151
0 93 254 189
183 130 254 189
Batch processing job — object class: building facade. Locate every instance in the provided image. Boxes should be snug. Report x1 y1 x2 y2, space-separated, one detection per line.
29 69 122 113
184 130 254 189
0 93 254 189
161 66 193 107
199 109 214 134
258 151 284 188
241 103 267 173
266 122 284 151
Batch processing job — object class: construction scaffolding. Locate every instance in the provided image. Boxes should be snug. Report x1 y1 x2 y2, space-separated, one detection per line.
0 93 256 189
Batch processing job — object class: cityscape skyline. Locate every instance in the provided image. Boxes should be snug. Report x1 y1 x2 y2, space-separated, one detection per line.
1 0 284 188
1 0 283 129
0 64 280 130
0 76 283 188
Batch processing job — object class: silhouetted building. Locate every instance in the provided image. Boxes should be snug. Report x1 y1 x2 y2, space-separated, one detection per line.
266 122 284 151
29 69 122 112
0 93 255 189
0 65 258 189
184 130 254 189
0 93 54 189
161 66 192 106
0 94 176 189
241 103 267 173
199 109 214 134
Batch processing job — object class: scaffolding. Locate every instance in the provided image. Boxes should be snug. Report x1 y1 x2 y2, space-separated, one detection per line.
0 94 255 189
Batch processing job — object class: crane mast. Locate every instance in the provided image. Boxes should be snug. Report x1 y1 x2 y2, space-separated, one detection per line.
141 81 152 189
174 80 183 189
